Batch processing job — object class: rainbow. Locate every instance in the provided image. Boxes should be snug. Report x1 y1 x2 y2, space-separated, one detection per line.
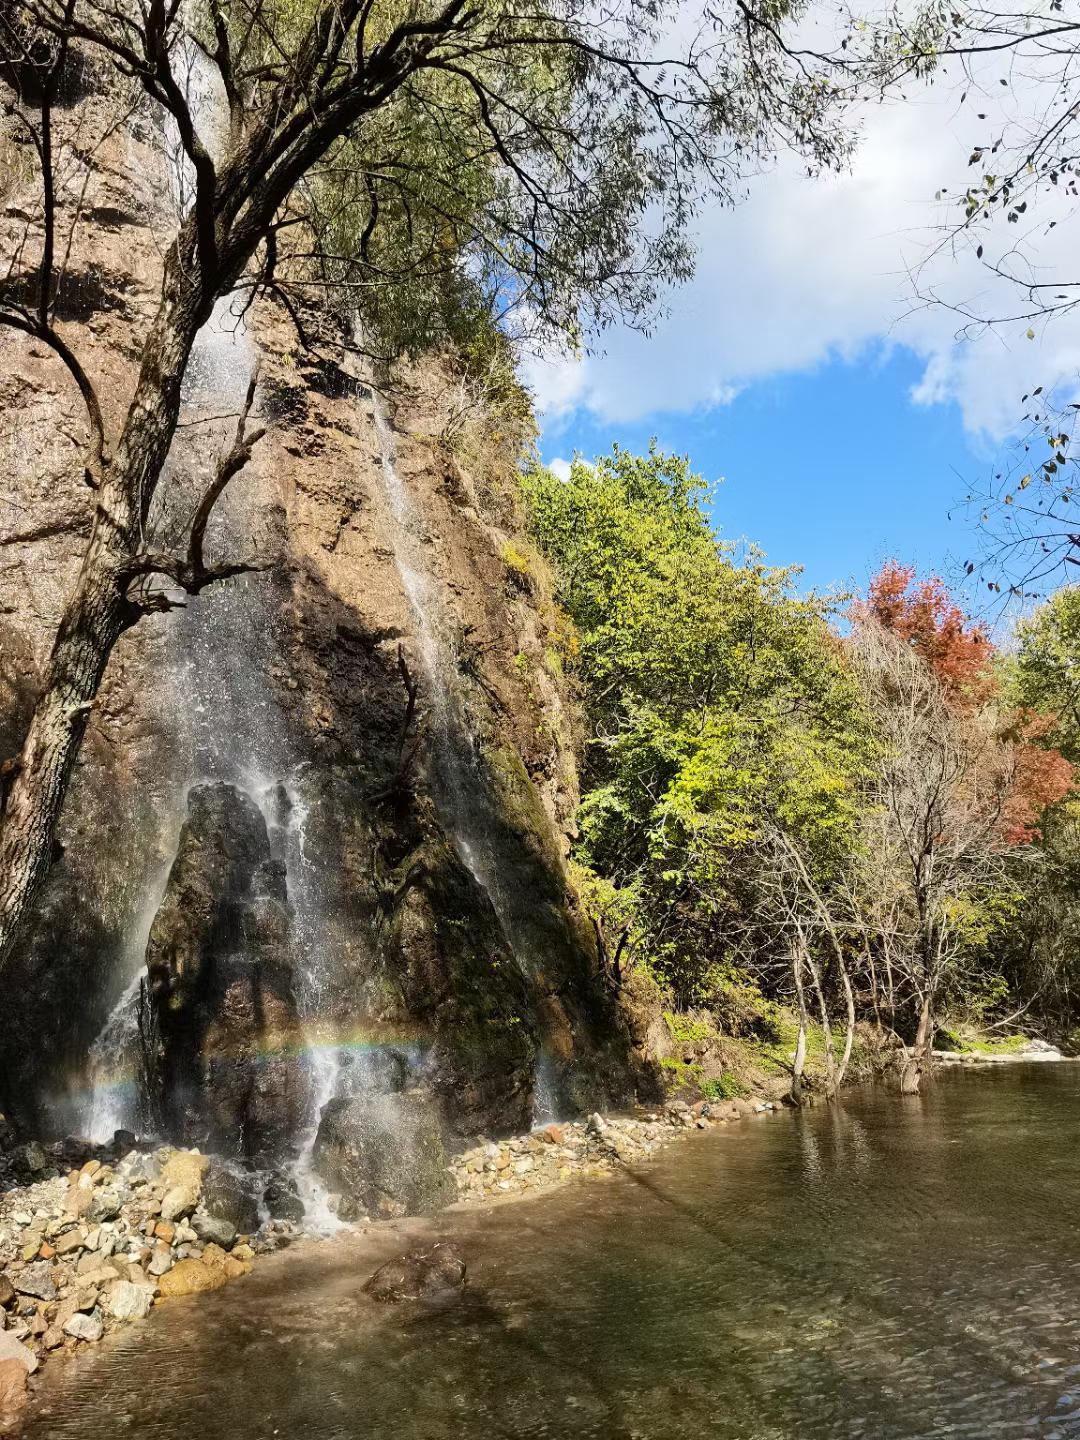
63 1020 433 1114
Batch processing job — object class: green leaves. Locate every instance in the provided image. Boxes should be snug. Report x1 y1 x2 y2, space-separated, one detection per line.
523 443 872 1002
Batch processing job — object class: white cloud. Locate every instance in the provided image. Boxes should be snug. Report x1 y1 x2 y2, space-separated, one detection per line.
548 456 573 481
524 72 1080 441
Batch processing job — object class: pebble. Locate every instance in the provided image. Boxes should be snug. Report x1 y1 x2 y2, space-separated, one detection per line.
62 1309 104 1343
448 1095 782 1205
0 1136 266 1406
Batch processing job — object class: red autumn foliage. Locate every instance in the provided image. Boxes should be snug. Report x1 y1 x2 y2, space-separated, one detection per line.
997 714 1076 845
860 562 1075 845
860 561 994 708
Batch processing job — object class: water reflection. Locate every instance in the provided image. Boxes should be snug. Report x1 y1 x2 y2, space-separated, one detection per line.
21 1065 1080 1439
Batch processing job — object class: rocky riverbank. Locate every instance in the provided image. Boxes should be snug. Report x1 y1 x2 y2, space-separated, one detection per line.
931 1038 1070 1066
0 1137 280 1428
449 1096 780 1203
4 1030 1070 1428
0 1092 788 1428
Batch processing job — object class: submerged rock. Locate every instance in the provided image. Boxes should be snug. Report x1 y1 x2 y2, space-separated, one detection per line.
313 1090 455 1218
364 1241 467 1302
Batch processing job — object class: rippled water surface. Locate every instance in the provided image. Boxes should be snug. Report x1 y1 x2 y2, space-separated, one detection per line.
22 1065 1080 1439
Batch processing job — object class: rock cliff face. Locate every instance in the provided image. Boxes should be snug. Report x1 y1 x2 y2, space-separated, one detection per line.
142 783 301 1163
0 78 655 1186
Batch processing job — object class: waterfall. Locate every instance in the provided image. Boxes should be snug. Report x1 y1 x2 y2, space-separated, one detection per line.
530 1051 561 1130
369 389 518 934
261 782 348 1234
80 974 144 1143
159 48 362 1224
72 803 183 1141
74 54 557 1191
73 46 349 1220
368 384 561 1126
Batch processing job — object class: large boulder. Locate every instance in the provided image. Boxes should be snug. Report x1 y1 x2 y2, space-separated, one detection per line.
161 1151 209 1191
364 1241 466 1302
312 1090 455 1219
12 1262 55 1302
0 1333 37 1374
157 1258 228 1298
262 1170 305 1223
0 1358 28 1419
141 784 302 1164
192 1212 237 1249
106 1280 154 1321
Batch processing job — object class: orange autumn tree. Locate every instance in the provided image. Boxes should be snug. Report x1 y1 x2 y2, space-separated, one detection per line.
848 564 1074 1087
863 562 1073 844
864 562 995 707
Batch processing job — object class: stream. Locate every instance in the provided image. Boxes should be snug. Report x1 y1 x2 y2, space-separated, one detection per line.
20 1064 1080 1439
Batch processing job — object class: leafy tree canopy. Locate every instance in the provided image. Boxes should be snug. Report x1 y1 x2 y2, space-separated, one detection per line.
524 446 872 1000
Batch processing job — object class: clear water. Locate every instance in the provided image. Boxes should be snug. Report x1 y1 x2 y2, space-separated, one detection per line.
21 1064 1080 1438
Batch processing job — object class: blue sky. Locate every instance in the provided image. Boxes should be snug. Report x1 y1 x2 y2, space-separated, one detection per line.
523 67 1080 615
538 344 995 602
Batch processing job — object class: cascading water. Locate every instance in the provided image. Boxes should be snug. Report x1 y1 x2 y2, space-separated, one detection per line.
530 1051 560 1130
80 976 146 1143
260 781 349 1233
71 793 186 1141
75 44 258 1140
369 385 562 1126
76 50 562 1187
370 389 517 928
74 44 357 1217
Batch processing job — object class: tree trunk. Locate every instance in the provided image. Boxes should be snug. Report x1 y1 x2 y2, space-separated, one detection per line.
900 993 933 1094
0 248 206 970
836 957 856 1088
806 951 837 1098
790 941 809 1107
865 943 882 1033
0 529 129 960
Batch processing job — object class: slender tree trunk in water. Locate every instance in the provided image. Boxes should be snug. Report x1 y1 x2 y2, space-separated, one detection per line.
806 952 838 1097
790 941 809 1106
0 246 205 969
865 944 882 1033
836 960 856 1088
900 993 933 1094
884 954 895 1018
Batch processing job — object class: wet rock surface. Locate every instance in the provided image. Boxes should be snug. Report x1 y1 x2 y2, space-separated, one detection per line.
364 1241 467 1302
0 80 658 1177
313 1090 456 1220
141 784 302 1164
